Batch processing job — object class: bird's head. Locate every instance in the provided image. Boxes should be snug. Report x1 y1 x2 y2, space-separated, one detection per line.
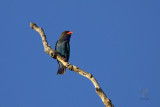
59 31 73 40
65 31 73 35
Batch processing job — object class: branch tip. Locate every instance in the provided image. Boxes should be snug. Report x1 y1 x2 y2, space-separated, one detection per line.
30 22 37 29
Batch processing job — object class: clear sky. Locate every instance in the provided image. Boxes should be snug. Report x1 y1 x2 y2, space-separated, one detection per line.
0 0 160 107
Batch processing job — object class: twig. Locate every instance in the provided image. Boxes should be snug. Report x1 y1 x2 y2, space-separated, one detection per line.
30 22 114 107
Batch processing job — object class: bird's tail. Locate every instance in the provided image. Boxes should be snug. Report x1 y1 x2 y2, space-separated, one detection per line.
57 62 66 75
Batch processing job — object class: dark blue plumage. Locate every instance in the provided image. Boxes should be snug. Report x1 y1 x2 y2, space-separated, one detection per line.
55 31 72 75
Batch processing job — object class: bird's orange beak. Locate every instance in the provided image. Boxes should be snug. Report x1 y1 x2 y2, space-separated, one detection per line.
67 31 73 35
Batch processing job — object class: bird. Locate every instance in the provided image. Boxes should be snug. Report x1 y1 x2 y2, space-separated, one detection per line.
55 31 73 75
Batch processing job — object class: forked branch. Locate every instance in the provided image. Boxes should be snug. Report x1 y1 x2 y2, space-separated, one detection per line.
30 23 114 107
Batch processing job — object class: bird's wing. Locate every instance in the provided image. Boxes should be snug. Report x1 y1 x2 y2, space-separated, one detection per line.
66 42 70 61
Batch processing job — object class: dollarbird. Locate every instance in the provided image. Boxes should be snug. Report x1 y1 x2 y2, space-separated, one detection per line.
55 31 73 75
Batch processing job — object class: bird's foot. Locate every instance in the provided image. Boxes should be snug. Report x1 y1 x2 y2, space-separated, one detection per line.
63 57 66 61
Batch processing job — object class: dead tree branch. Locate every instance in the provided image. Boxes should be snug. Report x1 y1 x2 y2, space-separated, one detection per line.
30 22 114 107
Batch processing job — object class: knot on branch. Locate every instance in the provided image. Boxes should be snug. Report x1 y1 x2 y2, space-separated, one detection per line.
75 66 79 70
89 73 93 78
49 50 59 59
66 62 73 70
50 53 56 59
105 99 114 107
96 88 102 92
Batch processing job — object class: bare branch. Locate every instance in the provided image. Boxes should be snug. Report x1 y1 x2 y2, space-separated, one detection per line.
30 22 114 107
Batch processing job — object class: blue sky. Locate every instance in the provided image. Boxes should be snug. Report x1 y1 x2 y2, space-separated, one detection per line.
0 0 160 107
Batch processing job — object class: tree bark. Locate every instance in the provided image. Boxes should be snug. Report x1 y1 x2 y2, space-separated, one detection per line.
30 23 114 107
